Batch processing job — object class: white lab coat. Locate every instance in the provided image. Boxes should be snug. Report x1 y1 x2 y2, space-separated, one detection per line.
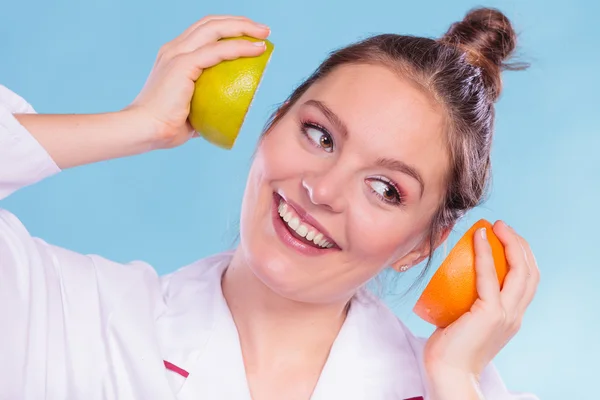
0 85 538 400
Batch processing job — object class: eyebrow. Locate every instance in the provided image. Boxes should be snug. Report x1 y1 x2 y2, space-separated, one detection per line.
304 99 425 197
377 158 425 197
303 99 349 139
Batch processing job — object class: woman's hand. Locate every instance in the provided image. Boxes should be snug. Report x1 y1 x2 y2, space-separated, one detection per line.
423 220 540 399
126 15 271 149
15 16 270 169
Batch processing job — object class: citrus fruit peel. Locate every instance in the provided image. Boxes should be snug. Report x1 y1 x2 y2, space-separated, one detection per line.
413 219 508 328
189 35 275 149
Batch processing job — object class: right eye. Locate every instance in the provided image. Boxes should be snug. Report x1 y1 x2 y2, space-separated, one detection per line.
301 122 334 153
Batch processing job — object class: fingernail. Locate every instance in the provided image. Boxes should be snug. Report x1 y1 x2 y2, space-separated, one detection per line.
252 41 265 47
480 228 487 239
257 23 270 30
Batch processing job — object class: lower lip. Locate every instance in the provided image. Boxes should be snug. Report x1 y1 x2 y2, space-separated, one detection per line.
271 194 333 256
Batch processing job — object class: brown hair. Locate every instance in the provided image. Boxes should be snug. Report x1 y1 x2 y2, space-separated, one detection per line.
261 8 527 280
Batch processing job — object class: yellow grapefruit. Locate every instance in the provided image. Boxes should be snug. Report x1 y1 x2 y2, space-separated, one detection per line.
189 35 275 149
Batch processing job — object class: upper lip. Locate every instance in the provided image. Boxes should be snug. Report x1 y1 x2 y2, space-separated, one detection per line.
277 193 339 247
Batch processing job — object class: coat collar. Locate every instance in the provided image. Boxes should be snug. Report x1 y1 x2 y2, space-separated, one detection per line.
157 252 427 399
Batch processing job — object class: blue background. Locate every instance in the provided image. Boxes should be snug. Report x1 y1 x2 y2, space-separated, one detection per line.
2 0 598 398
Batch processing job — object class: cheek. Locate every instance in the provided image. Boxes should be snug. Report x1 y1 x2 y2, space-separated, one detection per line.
241 126 303 230
346 207 423 264
255 125 304 182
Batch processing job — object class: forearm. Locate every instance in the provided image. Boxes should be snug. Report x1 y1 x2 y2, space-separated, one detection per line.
14 109 155 169
426 367 484 400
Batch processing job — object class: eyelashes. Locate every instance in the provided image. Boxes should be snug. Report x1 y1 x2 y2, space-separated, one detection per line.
300 121 334 152
299 119 406 207
366 176 405 206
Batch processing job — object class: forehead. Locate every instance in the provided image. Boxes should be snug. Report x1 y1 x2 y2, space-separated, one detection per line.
305 63 445 139
297 63 449 196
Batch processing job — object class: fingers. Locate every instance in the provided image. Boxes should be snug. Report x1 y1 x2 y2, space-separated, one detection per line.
160 17 270 62
182 18 270 54
493 221 532 318
175 39 267 81
513 231 540 316
175 15 252 44
474 227 501 303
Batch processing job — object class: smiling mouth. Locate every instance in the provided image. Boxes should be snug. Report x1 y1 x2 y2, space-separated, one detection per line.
275 195 338 250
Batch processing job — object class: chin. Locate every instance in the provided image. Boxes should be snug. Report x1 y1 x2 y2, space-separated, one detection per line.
239 237 363 305
239 233 315 302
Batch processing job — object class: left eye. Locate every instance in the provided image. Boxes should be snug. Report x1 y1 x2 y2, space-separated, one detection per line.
367 179 402 205
302 123 334 153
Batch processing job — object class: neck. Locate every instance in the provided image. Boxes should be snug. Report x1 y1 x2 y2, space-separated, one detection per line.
222 248 350 370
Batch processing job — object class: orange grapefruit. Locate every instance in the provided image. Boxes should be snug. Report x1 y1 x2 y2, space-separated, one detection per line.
413 219 508 328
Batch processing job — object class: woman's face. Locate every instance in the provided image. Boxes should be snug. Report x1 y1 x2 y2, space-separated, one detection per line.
239 64 450 304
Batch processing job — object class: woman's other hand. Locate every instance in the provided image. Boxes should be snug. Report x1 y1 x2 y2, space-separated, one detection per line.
423 220 540 399
126 15 270 149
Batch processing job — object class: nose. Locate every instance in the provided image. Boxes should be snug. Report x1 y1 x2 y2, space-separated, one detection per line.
301 170 347 213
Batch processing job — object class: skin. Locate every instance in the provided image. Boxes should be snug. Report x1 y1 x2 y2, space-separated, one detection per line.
232 63 448 305
14 16 540 400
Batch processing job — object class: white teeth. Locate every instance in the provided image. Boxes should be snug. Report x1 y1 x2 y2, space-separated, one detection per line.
288 217 300 230
313 233 323 245
277 199 334 249
278 202 288 218
296 225 308 237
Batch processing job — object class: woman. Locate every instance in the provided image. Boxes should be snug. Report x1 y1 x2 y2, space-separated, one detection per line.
0 7 539 400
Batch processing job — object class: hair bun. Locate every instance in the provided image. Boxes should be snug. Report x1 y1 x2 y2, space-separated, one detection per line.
441 7 526 100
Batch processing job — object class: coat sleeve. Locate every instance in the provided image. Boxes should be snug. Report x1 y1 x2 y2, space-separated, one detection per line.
0 84 61 199
0 85 165 399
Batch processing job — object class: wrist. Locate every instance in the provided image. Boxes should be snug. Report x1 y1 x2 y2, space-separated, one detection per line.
115 108 161 153
425 365 483 400
120 105 181 151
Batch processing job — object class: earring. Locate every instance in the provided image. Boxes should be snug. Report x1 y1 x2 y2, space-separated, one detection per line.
399 265 409 272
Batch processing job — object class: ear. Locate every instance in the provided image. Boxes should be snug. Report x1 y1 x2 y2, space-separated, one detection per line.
390 226 453 272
